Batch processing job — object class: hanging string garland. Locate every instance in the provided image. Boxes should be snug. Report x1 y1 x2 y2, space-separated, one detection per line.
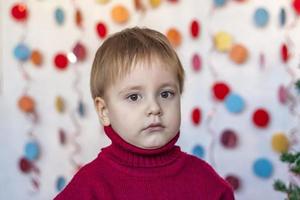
11 2 42 191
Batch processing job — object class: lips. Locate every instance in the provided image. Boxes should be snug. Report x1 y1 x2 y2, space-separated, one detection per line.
143 123 165 132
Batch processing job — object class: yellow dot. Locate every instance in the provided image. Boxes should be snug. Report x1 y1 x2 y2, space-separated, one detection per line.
111 4 130 24
271 133 289 153
214 32 233 52
55 96 65 113
149 0 161 8
96 0 110 4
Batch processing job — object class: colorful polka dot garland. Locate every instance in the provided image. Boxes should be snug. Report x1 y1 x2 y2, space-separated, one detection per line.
54 53 69 70
225 175 241 191
14 43 31 61
190 20 200 38
214 32 233 52
192 53 202 72
111 5 130 24
56 176 66 191
54 7 65 25
229 44 248 64
25 141 40 161
166 28 182 47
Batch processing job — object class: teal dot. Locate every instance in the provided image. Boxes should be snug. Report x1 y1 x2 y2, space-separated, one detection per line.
24 141 40 161
253 158 273 178
254 8 269 27
56 176 66 191
214 0 227 7
225 93 245 113
14 43 30 61
192 145 205 158
55 7 65 25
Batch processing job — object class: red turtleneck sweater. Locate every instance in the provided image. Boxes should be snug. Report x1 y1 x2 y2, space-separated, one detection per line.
54 126 234 200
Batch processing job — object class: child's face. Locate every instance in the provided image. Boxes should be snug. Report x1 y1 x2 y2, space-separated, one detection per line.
96 59 181 149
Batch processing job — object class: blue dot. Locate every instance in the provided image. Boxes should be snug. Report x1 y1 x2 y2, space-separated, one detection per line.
224 93 245 113
254 8 269 27
56 176 66 191
55 8 65 25
24 141 40 161
78 101 85 117
279 8 286 27
253 158 273 178
214 0 227 7
14 43 30 61
192 145 205 159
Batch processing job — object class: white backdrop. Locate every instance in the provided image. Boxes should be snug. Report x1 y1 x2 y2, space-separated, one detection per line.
1 0 300 199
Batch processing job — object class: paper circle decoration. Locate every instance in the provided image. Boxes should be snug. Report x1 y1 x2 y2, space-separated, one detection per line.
54 7 65 25
212 82 230 101
221 129 238 149
73 42 87 62
18 95 35 113
19 157 32 173
225 175 241 191
190 20 200 38
54 53 69 70
254 8 269 27
271 132 289 153
229 44 248 64
11 3 28 21
111 5 130 24
24 141 40 161
191 107 202 126
192 145 205 158
14 43 31 61
192 53 202 72
150 0 162 8
214 32 233 52
253 158 273 178
56 176 66 191
31 50 43 66
214 0 227 7
96 22 107 39
293 0 300 15
166 28 182 47
252 108 270 128
225 93 245 113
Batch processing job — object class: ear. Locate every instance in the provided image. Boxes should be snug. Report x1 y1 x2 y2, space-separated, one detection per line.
94 97 110 126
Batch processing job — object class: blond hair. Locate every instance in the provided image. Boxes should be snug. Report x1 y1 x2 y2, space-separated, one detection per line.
90 27 185 99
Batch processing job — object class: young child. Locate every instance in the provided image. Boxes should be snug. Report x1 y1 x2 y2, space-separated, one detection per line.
54 27 234 200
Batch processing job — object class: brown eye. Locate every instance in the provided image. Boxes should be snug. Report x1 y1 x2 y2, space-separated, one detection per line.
161 91 174 98
128 94 140 101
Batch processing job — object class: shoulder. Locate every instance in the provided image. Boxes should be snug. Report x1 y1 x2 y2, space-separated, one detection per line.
182 153 235 199
53 156 106 200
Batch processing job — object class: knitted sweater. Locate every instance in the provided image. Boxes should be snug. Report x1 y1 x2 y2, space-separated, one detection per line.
54 125 234 200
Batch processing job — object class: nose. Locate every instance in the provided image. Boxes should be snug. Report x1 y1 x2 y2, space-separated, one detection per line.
147 97 162 116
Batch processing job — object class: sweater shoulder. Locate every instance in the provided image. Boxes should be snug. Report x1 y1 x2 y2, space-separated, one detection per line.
182 153 234 199
53 155 106 200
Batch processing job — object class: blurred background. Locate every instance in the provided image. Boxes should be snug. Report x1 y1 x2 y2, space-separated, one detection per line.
1 0 300 199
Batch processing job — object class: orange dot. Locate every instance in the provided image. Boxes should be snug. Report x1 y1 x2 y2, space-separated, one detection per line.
18 95 35 113
166 28 182 47
31 50 43 66
111 5 129 24
229 44 248 64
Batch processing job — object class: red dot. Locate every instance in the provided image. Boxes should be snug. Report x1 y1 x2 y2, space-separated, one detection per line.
225 175 241 191
191 107 202 125
11 3 28 21
96 22 107 39
190 20 200 38
19 157 32 173
252 108 270 128
281 44 289 63
54 53 68 70
293 0 300 15
212 82 230 101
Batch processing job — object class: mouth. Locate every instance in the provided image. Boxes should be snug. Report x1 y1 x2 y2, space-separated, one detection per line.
143 123 165 132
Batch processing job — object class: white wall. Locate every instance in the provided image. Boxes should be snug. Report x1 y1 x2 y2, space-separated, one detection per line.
1 0 300 199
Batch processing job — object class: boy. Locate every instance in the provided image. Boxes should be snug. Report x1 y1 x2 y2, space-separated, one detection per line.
54 27 234 200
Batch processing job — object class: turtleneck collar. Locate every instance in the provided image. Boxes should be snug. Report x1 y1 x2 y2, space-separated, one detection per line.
100 125 182 168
